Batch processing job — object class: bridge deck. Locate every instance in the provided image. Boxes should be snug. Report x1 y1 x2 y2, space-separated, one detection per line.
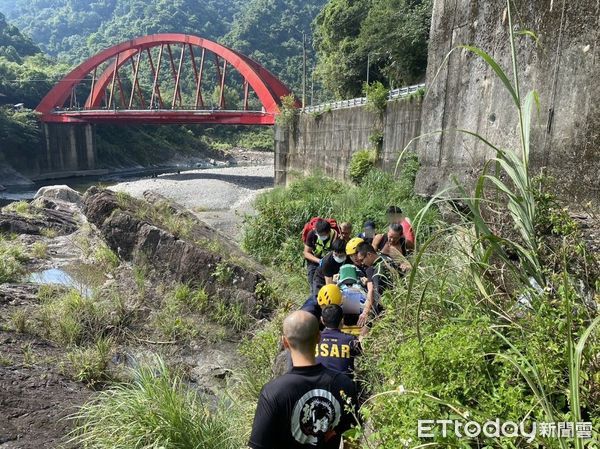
42 109 275 125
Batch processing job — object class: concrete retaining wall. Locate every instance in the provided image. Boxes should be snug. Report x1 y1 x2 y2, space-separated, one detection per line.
275 97 423 185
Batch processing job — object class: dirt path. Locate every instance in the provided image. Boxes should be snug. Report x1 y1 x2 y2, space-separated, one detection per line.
110 164 274 238
0 330 90 449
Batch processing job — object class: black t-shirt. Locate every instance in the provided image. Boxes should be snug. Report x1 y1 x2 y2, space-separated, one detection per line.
366 255 395 296
316 328 362 375
249 364 358 449
312 253 350 293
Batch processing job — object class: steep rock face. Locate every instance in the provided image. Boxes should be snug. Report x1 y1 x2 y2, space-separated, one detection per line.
416 0 600 205
82 187 265 314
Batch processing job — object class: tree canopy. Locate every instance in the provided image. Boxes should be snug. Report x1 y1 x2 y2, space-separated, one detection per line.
313 0 432 98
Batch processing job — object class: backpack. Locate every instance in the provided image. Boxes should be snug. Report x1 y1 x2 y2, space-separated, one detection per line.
301 217 340 244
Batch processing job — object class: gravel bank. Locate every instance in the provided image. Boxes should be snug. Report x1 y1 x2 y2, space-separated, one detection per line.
110 164 274 238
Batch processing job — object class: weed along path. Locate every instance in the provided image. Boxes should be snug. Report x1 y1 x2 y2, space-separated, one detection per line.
110 164 275 240
0 177 273 447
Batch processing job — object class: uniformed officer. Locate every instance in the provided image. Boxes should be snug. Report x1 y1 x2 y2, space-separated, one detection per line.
315 305 362 375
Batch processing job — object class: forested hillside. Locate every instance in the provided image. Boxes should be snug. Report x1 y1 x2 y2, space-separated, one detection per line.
0 12 63 167
0 0 322 95
0 0 239 64
0 0 434 175
224 0 327 100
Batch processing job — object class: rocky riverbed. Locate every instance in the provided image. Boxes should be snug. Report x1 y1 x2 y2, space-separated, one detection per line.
0 179 274 448
111 164 274 239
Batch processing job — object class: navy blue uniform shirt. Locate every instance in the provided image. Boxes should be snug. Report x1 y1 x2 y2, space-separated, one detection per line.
315 328 361 375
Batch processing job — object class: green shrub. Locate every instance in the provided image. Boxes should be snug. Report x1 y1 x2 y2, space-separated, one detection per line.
235 128 274 151
364 81 389 114
349 149 377 184
212 261 234 284
0 236 28 283
154 295 198 342
358 320 538 447
275 94 297 127
66 337 113 386
38 289 125 346
93 244 120 271
68 357 240 449
212 301 251 334
31 241 48 259
10 309 28 333
2 200 35 217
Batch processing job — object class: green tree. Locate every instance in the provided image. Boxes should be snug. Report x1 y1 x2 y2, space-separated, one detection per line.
313 0 432 98
225 0 327 97
312 0 370 99
359 0 432 87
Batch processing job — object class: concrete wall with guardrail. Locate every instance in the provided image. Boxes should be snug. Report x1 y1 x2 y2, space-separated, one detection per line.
275 90 423 185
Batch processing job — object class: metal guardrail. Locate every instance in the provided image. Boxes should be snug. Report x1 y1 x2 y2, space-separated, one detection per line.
303 83 425 114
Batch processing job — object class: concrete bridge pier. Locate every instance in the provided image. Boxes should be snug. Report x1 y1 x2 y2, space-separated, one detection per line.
42 123 97 174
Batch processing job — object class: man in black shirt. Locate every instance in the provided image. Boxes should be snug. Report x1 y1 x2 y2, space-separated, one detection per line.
312 239 349 297
249 311 358 449
355 242 398 327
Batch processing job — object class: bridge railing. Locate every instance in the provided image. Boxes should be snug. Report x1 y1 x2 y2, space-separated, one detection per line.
303 83 425 114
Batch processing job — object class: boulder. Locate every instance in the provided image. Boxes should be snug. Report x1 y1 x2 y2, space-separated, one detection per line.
34 185 82 205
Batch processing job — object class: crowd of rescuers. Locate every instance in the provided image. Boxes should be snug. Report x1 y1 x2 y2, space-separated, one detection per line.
249 206 414 449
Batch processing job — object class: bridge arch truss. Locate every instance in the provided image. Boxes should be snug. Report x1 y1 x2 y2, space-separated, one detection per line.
36 33 296 125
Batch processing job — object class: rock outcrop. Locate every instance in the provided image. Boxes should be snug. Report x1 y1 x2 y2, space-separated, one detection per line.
0 204 79 236
82 187 268 316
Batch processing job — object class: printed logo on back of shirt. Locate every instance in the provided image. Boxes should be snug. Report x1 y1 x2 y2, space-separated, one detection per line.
291 389 342 445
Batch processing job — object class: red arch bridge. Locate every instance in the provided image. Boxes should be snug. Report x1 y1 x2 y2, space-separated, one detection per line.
36 33 298 126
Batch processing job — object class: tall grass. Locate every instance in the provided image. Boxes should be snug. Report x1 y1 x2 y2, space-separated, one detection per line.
0 234 28 283
355 0 600 446
68 357 239 449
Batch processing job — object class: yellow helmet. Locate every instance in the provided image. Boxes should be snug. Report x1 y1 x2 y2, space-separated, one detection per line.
345 237 364 256
317 284 343 307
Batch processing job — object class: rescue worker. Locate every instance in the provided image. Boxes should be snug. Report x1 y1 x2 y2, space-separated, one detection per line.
303 220 337 287
355 242 401 327
316 305 362 376
249 311 358 449
312 239 349 297
345 237 365 267
302 283 344 321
